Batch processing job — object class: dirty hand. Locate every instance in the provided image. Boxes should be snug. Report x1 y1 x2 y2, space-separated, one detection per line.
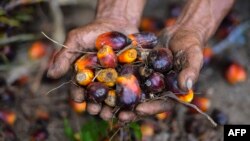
132 0 235 121
47 0 146 121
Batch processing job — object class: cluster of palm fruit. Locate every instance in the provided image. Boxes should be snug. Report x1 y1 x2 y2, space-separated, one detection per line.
74 31 193 109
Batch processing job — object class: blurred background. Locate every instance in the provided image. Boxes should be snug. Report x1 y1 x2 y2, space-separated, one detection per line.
0 0 250 141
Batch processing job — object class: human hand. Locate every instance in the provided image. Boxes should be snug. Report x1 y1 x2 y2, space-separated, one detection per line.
106 0 235 122
47 18 141 118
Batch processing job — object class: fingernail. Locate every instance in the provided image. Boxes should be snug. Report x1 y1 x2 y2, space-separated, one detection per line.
186 78 193 90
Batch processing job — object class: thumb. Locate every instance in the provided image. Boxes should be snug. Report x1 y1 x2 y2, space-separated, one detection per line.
47 30 81 79
175 46 203 91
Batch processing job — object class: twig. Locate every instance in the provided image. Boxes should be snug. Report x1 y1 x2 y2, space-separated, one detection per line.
0 34 38 46
110 127 121 141
116 45 134 56
162 92 217 127
91 70 102 82
41 32 96 54
45 80 72 95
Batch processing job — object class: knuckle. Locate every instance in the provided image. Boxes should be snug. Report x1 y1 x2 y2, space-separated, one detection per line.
67 29 78 42
170 29 203 51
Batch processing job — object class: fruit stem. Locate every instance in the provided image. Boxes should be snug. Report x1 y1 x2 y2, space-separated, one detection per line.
42 32 96 54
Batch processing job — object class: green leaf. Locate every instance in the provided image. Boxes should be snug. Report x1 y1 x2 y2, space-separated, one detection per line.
80 118 109 141
14 13 32 22
129 122 142 140
0 9 5 16
81 131 93 141
0 16 20 27
63 119 75 141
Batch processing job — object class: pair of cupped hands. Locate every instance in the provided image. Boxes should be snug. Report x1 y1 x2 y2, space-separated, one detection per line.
47 18 203 122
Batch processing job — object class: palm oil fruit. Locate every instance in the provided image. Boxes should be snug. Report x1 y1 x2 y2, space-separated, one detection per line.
148 47 173 73
87 82 109 102
140 17 165 33
165 18 176 27
0 110 16 126
164 71 183 94
211 109 228 125
176 89 194 103
116 74 141 107
28 41 46 60
75 69 94 86
69 100 87 114
104 90 116 107
203 47 213 65
119 64 139 78
97 68 118 85
97 45 117 68
155 112 170 121
189 97 211 113
74 54 98 72
118 48 137 64
225 63 247 84
140 122 155 137
128 32 158 49
145 72 165 93
95 31 131 50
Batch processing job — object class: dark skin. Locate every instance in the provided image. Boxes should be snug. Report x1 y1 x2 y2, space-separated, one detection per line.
47 0 234 122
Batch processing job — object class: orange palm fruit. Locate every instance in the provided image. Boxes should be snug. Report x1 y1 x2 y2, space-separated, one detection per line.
155 112 170 120
97 45 117 68
0 110 16 125
140 123 154 137
28 41 46 60
165 18 176 27
74 54 98 72
116 74 141 107
128 32 158 49
95 31 131 50
225 63 247 84
69 100 87 114
203 47 213 64
118 48 137 64
104 90 116 107
75 69 94 86
177 89 194 103
13 75 29 86
35 108 49 121
97 68 118 84
104 82 115 87
140 17 164 33
189 97 211 113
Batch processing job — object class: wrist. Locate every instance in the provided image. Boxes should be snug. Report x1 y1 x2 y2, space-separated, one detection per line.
176 0 234 42
95 0 145 27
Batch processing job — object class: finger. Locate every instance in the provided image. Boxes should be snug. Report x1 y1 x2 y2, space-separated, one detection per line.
87 102 102 115
47 31 81 79
100 106 113 121
177 46 203 91
121 27 139 35
118 111 136 122
136 100 174 116
70 84 85 103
